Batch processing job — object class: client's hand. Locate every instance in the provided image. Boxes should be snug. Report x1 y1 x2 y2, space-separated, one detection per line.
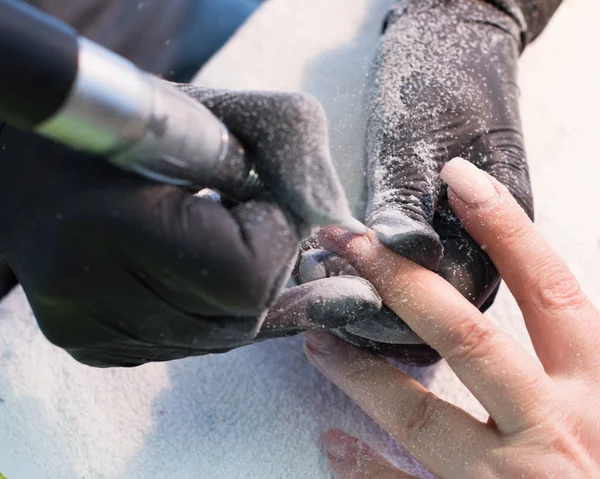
305 158 600 478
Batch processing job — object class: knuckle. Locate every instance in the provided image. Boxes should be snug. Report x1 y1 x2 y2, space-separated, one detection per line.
530 263 587 313
442 313 497 363
401 392 439 443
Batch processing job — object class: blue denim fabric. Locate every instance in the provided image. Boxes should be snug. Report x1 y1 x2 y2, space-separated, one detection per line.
172 0 263 81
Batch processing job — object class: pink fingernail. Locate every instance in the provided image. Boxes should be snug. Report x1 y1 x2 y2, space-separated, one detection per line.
441 158 497 205
318 226 355 251
322 430 359 461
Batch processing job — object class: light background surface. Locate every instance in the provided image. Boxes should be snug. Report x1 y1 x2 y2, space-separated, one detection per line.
1 0 599 477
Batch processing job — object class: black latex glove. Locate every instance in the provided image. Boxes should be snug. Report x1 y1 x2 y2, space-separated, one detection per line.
296 0 563 366
0 85 381 367
0 258 17 297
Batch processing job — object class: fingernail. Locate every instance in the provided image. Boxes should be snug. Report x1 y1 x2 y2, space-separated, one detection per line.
322 430 359 461
441 158 497 205
318 226 370 254
304 331 339 355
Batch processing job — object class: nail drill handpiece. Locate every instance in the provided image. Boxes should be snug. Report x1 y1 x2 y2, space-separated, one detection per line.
0 0 366 233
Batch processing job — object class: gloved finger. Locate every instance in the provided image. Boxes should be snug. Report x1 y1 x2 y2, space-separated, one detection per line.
105 186 303 316
177 85 353 227
364 110 445 270
296 248 359 283
457 26 533 220
24 226 265 367
363 6 461 270
343 306 423 345
256 276 382 341
0 259 17 298
66 275 382 364
433 198 501 311
466 126 533 221
18 157 304 317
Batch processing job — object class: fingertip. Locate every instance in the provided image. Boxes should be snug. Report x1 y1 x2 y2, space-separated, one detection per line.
318 226 353 249
318 226 373 258
442 159 531 247
445 167 529 236
322 428 349 442
440 157 468 178
322 429 360 461
441 157 482 185
441 158 498 207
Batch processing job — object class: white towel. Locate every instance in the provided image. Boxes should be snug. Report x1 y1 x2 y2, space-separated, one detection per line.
1 0 599 477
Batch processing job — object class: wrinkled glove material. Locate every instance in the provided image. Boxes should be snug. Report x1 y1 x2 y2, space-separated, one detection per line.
296 0 562 366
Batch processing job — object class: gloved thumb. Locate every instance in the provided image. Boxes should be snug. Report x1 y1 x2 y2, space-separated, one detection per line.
177 85 353 228
364 111 444 270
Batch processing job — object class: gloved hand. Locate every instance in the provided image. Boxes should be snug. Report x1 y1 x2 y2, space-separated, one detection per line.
296 0 563 366
0 85 381 367
0 259 16 298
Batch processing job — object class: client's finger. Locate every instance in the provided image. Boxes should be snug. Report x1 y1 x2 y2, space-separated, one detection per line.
441 158 599 374
322 429 418 479
318 228 552 433
306 333 496 477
